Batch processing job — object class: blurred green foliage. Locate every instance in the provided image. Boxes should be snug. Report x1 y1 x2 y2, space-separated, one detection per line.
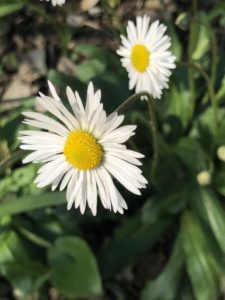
1 0 225 299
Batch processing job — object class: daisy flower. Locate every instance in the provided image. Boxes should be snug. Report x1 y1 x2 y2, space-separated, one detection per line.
117 15 176 99
19 81 147 215
40 0 65 6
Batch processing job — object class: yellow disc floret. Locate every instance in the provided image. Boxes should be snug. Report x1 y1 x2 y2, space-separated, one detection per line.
64 130 103 170
131 44 150 73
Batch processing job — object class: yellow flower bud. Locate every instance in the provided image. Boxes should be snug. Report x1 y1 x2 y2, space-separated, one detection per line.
197 171 211 186
217 146 225 162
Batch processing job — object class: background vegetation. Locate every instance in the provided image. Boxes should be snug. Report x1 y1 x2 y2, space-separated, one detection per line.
1 0 225 299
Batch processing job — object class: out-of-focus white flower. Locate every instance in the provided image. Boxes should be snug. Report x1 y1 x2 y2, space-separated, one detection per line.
19 81 147 215
41 0 65 6
117 15 176 99
197 171 211 186
217 146 225 162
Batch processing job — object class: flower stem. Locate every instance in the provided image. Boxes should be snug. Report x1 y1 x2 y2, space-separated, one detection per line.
0 150 24 175
209 25 218 89
15 223 52 249
187 0 198 116
147 97 159 180
192 0 197 15
116 92 149 114
116 92 159 180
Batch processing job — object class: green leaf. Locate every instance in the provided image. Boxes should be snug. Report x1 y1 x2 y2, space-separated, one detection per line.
189 14 210 60
140 233 184 300
0 1 26 18
49 43 130 113
163 67 192 128
48 69 86 97
192 121 215 157
75 43 130 112
215 75 225 104
75 59 106 82
93 71 130 112
98 190 183 279
175 12 189 30
181 211 219 300
11 164 36 188
75 44 116 65
153 151 182 190
1 262 47 299
167 24 182 61
216 117 225 145
176 276 195 300
48 236 102 298
0 231 47 298
0 114 23 147
197 107 225 146
99 213 170 279
194 187 225 254
48 66 129 113
175 137 210 173
142 184 189 222
0 231 30 263
214 169 225 196
0 176 13 197
0 192 65 216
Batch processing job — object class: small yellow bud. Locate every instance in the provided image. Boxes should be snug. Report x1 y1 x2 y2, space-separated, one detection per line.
217 146 225 162
197 171 211 186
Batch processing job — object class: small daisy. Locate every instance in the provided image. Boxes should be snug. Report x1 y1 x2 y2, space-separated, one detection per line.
19 81 147 215
40 0 65 6
117 15 176 99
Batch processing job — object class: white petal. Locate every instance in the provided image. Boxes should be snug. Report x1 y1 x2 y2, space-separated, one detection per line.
98 167 119 213
60 168 74 191
67 171 83 210
48 80 61 101
104 161 141 195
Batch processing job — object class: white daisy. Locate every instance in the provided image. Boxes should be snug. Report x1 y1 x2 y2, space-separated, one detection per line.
117 15 176 99
19 81 147 215
40 0 65 6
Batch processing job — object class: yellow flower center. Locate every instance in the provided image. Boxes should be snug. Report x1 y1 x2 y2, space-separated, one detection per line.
64 130 103 170
131 44 150 73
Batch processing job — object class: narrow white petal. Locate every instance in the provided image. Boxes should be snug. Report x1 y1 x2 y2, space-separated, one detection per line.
93 169 111 210
60 168 74 191
67 171 83 210
104 161 141 195
98 167 119 213
48 80 61 101
79 173 87 214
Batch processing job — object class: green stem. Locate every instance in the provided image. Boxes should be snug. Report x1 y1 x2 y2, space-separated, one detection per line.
116 92 159 180
187 0 198 116
19 228 51 249
0 150 25 175
116 92 148 114
206 23 218 92
178 61 218 132
13 222 51 249
147 97 159 180
192 0 197 14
